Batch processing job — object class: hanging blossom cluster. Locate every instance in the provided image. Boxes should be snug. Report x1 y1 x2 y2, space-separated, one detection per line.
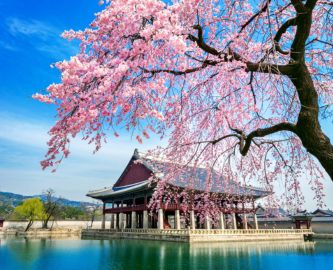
34 0 333 215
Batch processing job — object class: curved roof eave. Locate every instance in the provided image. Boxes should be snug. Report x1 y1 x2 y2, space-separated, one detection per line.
86 180 151 199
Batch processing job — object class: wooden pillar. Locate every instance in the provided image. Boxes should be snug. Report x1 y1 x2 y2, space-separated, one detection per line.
101 203 106 229
174 209 181 230
190 210 196 230
219 212 225 229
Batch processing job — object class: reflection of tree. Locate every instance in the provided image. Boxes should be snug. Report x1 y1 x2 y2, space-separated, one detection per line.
7 238 47 267
91 239 316 270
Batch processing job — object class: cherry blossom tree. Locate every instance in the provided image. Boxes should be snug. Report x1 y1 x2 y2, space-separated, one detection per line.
34 0 333 211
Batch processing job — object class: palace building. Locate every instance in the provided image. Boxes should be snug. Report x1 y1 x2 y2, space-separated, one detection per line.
87 149 270 231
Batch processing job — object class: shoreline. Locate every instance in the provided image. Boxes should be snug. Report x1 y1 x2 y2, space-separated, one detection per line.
1 228 332 242
0 228 81 238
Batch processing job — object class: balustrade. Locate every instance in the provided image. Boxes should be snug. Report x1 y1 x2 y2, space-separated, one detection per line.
85 228 313 235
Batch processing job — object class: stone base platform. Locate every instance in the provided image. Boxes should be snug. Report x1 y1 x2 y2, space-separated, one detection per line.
313 233 333 240
82 228 313 243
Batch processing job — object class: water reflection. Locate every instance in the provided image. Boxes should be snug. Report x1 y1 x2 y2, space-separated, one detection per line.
94 240 317 270
1 237 332 270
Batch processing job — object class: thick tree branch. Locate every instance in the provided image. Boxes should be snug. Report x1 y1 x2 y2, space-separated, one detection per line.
140 65 207 76
239 0 271 33
188 25 221 57
274 18 297 55
234 122 297 155
290 0 318 61
188 23 296 76
291 0 306 13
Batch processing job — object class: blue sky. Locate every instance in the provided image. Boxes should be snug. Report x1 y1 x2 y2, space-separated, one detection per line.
0 0 332 209
0 0 159 202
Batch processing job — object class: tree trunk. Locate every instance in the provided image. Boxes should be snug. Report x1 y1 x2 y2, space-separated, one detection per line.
42 216 51 229
25 220 33 232
290 63 333 180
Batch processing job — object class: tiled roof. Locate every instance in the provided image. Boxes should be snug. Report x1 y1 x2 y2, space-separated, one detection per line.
312 209 333 217
140 155 269 198
87 149 270 199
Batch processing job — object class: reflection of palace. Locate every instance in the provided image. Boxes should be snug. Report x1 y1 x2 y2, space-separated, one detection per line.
87 149 271 230
188 241 315 255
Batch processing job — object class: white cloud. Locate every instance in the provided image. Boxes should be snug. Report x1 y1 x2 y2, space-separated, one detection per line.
0 113 332 209
0 40 17 51
4 17 78 59
0 112 162 160
0 113 164 200
7 18 59 40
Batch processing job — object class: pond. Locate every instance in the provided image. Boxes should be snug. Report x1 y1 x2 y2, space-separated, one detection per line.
1 237 333 270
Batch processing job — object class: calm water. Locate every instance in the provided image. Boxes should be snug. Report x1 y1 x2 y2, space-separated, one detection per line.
1 237 333 270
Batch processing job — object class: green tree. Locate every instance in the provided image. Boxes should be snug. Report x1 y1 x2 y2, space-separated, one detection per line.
0 202 14 218
14 198 45 231
58 205 86 220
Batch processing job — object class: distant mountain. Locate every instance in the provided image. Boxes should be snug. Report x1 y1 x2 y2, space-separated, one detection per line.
0 191 97 208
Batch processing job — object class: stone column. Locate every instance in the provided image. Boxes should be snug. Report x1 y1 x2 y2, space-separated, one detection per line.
243 214 248 230
114 214 118 229
143 210 148 229
110 214 114 229
219 212 225 229
158 208 164 230
190 210 196 230
119 213 126 229
231 213 237 230
174 210 181 230
204 215 211 230
131 211 137 229
253 214 259 230
101 203 106 229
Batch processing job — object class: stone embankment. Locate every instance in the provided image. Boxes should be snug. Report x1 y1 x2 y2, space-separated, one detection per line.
313 234 333 240
0 228 81 238
82 228 313 243
0 220 106 238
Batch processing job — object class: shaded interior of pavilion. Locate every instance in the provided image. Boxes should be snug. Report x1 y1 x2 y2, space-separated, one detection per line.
102 194 260 230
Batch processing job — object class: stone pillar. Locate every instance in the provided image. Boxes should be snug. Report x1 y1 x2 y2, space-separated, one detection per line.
232 213 237 230
101 203 106 229
114 214 118 229
143 210 148 229
158 208 164 230
190 210 196 230
219 212 225 229
131 211 136 229
243 214 248 230
254 214 259 230
110 214 114 229
174 210 181 230
119 213 126 229
204 215 211 230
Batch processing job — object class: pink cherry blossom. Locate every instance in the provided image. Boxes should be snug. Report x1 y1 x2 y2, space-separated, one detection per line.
34 0 333 215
